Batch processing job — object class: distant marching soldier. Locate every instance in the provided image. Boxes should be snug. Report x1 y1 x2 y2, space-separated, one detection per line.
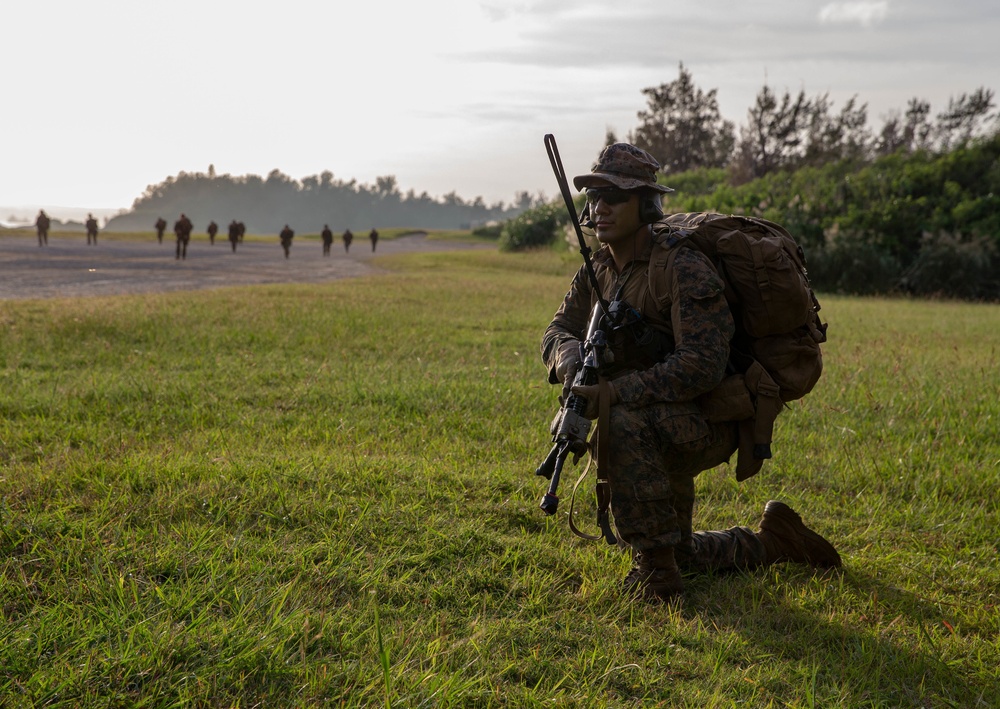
321 224 333 256
174 213 193 260
35 209 51 246
369 227 379 252
342 228 353 253
237 221 246 243
155 217 167 244
85 213 99 245
207 220 219 245
279 224 294 259
228 219 240 252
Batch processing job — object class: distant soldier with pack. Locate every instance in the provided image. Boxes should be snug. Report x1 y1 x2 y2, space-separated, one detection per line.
155 217 167 244
237 221 246 243
540 142 839 602
227 220 240 252
279 224 294 259
369 227 379 252
174 213 193 260
85 214 99 245
342 228 353 253
35 210 50 246
321 224 333 256
207 220 219 245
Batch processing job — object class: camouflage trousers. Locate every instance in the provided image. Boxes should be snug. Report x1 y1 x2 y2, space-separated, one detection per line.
604 401 768 572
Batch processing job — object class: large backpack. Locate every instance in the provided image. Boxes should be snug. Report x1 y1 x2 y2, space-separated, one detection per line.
649 212 828 480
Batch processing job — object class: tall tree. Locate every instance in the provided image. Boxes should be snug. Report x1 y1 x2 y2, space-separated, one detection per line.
935 87 997 150
629 63 735 173
802 94 871 166
876 98 935 156
731 85 811 181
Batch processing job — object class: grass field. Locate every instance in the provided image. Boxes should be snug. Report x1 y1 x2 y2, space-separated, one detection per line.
1 247 998 707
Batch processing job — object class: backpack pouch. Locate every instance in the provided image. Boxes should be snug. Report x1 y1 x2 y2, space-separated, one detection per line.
750 327 823 401
716 230 813 338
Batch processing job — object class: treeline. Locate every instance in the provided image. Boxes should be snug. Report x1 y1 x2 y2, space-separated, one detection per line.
499 65 999 301
106 169 544 234
625 63 997 182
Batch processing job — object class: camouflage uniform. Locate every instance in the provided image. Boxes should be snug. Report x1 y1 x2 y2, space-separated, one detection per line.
542 231 770 572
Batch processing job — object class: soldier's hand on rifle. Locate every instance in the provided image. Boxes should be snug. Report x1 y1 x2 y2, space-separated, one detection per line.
556 341 583 402
571 381 619 420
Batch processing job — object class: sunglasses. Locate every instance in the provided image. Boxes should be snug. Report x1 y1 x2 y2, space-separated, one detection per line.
585 187 634 206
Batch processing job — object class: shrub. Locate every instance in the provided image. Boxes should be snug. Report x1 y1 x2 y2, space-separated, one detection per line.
471 223 503 239
899 231 999 300
807 226 903 296
497 202 567 252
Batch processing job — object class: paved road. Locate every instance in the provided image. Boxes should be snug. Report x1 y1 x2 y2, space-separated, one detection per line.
0 233 491 300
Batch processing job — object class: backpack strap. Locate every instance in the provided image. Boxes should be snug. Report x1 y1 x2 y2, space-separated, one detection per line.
568 376 617 544
736 361 782 481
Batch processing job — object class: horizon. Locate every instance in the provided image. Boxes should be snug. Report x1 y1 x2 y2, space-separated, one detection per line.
2 1 998 218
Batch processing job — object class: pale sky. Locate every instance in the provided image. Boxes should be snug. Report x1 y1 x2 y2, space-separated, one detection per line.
2 0 998 222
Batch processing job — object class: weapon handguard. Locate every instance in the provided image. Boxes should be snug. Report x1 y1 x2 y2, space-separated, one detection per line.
536 305 606 515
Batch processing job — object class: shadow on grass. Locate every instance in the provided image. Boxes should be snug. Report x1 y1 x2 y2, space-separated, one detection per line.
683 563 994 706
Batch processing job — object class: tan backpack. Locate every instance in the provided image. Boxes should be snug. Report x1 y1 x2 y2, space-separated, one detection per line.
649 212 828 480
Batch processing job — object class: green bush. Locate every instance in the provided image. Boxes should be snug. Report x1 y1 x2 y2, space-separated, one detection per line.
660 167 728 196
471 223 503 239
497 202 567 252
806 228 903 296
899 231 999 299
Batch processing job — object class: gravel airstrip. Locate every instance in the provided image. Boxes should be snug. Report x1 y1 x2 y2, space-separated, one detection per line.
0 232 492 300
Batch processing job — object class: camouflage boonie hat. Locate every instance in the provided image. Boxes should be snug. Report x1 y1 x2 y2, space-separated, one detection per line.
572 143 674 194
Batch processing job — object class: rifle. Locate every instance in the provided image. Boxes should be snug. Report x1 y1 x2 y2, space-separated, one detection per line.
535 135 621 543
535 301 606 515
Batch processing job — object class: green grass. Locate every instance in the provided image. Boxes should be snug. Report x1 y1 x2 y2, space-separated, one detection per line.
1 248 998 707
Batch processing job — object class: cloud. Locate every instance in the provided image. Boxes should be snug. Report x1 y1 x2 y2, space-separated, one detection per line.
819 1 890 28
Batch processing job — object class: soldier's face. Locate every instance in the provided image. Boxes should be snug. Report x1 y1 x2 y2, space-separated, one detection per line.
588 185 642 246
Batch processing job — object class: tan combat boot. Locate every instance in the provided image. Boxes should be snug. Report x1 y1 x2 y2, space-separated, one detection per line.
623 547 684 601
757 500 842 568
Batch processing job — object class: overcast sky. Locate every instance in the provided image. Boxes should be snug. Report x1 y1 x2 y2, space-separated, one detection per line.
2 0 998 222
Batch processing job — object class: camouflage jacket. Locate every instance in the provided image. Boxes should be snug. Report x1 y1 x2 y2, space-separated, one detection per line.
541 231 734 409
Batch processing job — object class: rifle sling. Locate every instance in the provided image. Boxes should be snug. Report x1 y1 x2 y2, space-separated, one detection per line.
568 377 618 544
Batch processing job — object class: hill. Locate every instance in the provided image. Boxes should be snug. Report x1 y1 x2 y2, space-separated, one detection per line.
106 169 540 234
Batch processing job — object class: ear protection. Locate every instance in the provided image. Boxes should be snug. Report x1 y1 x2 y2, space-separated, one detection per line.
638 191 664 224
